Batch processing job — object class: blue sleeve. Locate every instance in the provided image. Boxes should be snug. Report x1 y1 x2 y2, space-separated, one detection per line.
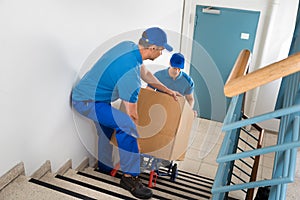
117 67 141 103
184 76 195 95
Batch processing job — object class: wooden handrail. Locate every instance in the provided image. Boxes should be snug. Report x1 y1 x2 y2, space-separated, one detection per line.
225 49 252 85
224 51 300 97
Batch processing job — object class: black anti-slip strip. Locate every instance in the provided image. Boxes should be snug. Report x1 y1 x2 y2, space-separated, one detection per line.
142 180 207 200
170 175 212 189
95 171 194 200
29 178 96 200
143 172 212 191
77 171 170 200
177 169 215 182
159 168 214 185
158 169 213 187
162 167 215 182
152 170 213 189
55 174 135 200
92 169 210 199
92 168 211 199
105 171 203 199
139 174 211 199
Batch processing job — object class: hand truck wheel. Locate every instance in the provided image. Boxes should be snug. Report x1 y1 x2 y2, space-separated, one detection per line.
170 163 178 182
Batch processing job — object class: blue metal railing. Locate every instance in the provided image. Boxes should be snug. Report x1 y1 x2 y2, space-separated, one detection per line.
212 71 300 200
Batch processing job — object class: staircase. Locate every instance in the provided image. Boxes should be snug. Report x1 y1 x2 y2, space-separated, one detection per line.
212 50 300 199
0 158 214 200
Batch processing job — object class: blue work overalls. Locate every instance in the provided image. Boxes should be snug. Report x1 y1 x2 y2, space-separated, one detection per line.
72 100 140 176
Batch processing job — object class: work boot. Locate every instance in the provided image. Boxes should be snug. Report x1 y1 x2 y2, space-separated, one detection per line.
95 167 112 176
120 175 153 199
96 161 114 175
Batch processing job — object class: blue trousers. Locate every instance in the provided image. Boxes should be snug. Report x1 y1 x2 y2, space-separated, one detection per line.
72 100 140 176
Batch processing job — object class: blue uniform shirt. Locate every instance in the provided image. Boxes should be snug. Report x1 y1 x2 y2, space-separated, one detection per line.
150 68 194 95
72 41 143 103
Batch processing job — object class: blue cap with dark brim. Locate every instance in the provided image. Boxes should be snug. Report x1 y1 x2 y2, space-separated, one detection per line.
142 27 173 52
170 53 185 69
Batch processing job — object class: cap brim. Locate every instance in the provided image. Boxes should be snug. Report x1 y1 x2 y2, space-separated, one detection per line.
163 43 173 52
172 64 184 69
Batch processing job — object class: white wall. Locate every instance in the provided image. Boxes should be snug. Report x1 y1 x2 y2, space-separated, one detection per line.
251 0 299 131
181 0 299 131
0 0 183 177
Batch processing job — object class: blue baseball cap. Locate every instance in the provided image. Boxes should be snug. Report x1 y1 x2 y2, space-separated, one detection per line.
142 27 173 52
170 53 185 69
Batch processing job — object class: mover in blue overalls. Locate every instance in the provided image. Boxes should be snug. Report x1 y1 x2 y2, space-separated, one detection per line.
71 27 180 199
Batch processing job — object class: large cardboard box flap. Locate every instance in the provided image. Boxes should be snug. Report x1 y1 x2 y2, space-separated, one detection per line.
136 88 194 160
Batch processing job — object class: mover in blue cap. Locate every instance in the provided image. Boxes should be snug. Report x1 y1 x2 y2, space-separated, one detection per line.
71 27 180 199
148 52 197 117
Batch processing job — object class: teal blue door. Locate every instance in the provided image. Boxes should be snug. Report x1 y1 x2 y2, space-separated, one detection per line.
190 6 260 122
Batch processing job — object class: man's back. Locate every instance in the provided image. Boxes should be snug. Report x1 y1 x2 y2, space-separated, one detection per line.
72 41 142 103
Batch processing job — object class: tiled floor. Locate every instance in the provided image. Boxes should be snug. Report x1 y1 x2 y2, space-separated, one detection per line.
177 118 223 180
176 117 300 200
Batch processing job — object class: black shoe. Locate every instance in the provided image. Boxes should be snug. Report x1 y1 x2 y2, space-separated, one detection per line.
95 167 111 176
120 175 153 199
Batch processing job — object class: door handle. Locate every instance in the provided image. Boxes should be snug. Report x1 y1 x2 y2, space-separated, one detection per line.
202 7 221 15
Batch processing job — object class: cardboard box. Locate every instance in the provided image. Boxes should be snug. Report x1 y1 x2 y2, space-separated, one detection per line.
113 88 194 161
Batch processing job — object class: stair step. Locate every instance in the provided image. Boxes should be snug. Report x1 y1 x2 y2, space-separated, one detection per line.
164 168 214 183
82 167 212 199
39 172 121 199
139 172 211 199
0 175 76 200
82 167 176 200
0 160 215 200
62 168 139 199
0 162 25 191
159 167 214 188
